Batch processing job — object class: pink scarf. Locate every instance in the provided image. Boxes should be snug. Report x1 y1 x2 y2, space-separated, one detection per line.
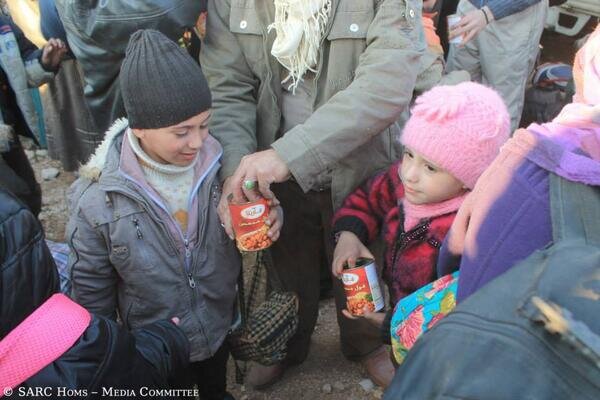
0 294 91 393
402 192 468 232
522 103 600 185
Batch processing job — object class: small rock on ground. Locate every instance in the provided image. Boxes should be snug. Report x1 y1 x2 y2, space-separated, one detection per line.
359 379 375 393
41 167 60 180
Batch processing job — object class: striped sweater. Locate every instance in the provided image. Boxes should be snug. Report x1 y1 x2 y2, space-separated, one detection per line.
469 0 543 21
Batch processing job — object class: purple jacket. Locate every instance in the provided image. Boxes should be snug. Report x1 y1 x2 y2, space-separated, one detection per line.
438 112 600 302
437 158 552 301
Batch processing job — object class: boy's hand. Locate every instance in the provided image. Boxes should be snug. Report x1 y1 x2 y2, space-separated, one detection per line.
217 177 237 240
332 231 374 277
342 307 385 328
217 177 283 241
265 201 283 242
41 38 67 70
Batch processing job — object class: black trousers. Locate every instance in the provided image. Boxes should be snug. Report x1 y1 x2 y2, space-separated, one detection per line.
175 341 230 400
270 181 381 363
0 136 41 216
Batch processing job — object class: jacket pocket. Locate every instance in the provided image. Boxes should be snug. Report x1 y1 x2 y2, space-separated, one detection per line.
229 2 265 69
326 6 373 40
229 2 263 35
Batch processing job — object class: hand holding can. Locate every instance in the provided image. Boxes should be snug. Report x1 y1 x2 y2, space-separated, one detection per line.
228 194 273 252
447 14 463 45
342 258 384 316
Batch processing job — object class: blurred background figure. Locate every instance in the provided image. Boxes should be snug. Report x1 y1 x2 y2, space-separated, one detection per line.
55 0 207 136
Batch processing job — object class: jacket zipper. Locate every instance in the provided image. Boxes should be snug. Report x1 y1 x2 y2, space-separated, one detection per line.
185 238 195 288
103 179 198 287
390 220 431 272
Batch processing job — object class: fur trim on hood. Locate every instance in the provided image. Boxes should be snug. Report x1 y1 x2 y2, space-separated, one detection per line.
79 118 129 180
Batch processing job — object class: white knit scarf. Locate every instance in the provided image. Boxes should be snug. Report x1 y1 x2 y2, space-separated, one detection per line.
268 0 331 92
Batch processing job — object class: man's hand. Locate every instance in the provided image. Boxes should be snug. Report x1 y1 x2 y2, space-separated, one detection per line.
229 149 291 202
449 6 493 45
41 38 67 70
332 231 374 278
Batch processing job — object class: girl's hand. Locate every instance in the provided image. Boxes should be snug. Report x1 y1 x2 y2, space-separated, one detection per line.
41 38 67 69
342 307 385 328
332 231 374 277
448 7 493 45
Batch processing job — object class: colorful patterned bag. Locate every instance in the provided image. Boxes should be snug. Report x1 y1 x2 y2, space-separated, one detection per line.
390 271 459 365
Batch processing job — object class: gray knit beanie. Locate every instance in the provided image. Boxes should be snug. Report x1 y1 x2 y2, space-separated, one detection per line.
120 29 211 129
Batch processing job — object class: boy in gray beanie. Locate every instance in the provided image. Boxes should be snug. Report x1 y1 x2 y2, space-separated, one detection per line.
67 29 283 400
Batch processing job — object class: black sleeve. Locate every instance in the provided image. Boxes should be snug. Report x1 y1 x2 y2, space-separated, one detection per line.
132 320 190 383
381 309 394 345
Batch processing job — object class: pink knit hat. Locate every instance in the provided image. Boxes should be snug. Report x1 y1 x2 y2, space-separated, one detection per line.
401 82 511 189
573 24 600 105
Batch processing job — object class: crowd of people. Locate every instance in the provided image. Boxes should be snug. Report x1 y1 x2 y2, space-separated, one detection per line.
0 0 598 399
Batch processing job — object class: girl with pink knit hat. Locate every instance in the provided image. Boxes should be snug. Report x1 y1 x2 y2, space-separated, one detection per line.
330 81 510 365
382 25 600 399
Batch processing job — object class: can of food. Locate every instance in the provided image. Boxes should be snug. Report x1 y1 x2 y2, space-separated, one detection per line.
228 195 272 252
342 258 384 316
447 14 463 45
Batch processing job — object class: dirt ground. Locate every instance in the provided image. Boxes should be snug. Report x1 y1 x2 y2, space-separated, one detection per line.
30 22 594 400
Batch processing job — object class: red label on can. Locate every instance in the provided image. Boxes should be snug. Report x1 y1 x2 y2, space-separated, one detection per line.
228 196 272 252
342 259 384 316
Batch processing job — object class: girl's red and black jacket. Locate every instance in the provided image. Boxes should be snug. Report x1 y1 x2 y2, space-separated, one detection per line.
332 161 456 305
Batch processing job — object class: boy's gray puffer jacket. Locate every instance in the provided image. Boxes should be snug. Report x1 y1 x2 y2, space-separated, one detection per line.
66 119 240 362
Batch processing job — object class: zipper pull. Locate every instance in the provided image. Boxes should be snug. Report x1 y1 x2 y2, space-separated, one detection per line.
132 218 143 239
188 273 196 288
184 239 191 258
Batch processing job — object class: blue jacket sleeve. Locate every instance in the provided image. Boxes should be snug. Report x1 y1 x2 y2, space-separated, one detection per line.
485 0 543 21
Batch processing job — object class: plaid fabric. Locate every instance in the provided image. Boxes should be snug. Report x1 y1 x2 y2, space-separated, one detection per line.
228 252 299 365
229 291 299 365
45 240 71 295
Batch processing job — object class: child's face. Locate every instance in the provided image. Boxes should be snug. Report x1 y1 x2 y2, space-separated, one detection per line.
132 110 211 167
399 147 465 205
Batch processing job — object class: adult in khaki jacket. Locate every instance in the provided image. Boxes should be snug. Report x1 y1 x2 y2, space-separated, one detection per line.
202 0 425 388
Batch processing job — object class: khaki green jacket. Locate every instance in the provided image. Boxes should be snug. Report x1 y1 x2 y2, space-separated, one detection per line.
201 0 425 208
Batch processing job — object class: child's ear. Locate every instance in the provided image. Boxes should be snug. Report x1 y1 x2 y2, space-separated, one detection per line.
131 128 145 140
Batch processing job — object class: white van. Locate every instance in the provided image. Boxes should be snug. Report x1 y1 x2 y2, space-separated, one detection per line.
546 0 600 36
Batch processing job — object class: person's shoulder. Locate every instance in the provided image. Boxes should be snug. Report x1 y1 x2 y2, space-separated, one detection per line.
67 177 111 225
0 189 26 222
